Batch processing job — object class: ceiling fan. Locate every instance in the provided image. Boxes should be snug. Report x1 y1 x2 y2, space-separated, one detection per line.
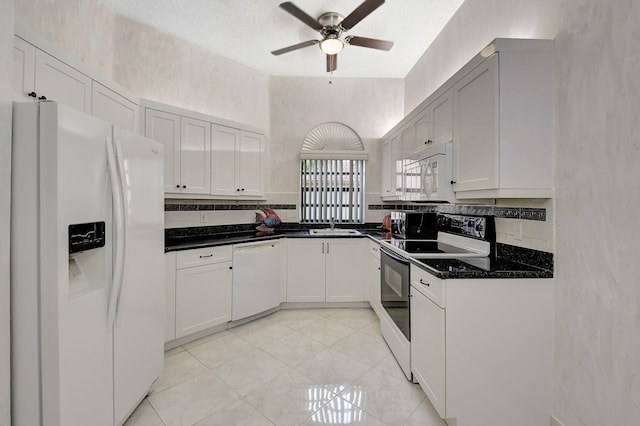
271 0 394 73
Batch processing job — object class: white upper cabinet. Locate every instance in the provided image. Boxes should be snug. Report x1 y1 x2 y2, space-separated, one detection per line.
380 138 393 198
144 110 211 195
145 109 181 193
453 56 499 193
91 82 138 132
453 41 553 199
237 131 265 198
211 125 266 198
34 49 92 113
380 39 553 201
13 33 140 129
180 117 211 195
13 36 35 102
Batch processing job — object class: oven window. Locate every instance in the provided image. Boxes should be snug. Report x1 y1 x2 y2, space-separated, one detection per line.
380 250 410 340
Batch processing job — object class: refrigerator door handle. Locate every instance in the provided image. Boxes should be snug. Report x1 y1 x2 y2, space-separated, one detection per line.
106 135 126 332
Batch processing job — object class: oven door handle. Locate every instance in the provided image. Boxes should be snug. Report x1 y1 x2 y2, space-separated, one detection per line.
380 247 410 266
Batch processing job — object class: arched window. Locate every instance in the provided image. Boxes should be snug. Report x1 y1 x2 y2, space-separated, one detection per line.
300 122 368 224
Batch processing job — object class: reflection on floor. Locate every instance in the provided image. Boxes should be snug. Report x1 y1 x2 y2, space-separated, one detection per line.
124 308 446 425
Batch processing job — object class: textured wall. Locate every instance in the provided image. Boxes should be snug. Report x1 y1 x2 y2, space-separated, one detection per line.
404 0 558 114
15 0 270 132
112 16 269 132
269 76 404 222
553 0 640 424
1 0 15 422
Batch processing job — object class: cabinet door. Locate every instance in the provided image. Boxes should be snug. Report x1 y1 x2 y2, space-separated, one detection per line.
431 89 453 145
238 131 265 197
91 81 138 132
164 252 177 342
286 239 325 302
13 36 35 101
380 138 393 198
175 262 232 338
453 55 499 192
145 109 181 193
411 287 446 418
391 133 404 197
414 109 431 150
401 123 416 159
211 124 239 196
34 49 92 112
180 117 211 194
325 239 366 302
367 243 382 315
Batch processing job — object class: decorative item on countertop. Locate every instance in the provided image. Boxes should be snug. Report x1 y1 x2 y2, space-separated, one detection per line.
255 208 281 235
381 213 393 239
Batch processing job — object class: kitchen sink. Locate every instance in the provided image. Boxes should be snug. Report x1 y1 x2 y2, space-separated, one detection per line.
308 229 362 236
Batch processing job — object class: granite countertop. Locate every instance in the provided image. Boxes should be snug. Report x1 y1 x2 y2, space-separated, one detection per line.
165 224 552 279
165 226 387 252
411 256 553 279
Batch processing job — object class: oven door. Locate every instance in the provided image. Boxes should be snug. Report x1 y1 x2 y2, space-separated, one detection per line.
380 247 410 341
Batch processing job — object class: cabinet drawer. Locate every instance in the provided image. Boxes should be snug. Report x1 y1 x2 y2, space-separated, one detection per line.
176 245 232 269
410 263 445 308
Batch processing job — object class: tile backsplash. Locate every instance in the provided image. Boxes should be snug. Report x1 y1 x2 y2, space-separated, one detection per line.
165 198 554 253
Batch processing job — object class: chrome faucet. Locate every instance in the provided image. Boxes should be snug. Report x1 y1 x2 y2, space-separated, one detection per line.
330 217 335 230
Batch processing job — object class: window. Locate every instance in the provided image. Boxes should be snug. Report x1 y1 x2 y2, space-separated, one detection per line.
300 158 365 223
299 122 368 224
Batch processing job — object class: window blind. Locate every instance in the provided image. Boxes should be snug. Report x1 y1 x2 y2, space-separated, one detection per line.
300 159 365 224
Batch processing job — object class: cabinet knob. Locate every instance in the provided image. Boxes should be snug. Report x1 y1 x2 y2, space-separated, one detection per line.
182 185 186 188
176 184 180 188
236 188 240 192
27 92 37 98
241 188 245 191
38 96 47 101
450 180 456 185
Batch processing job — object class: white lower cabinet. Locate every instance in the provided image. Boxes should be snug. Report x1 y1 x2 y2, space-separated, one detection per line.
409 263 553 426
367 240 382 315
410 285 445 417
174 247 232 339
164 252 177 343
286 238 366 303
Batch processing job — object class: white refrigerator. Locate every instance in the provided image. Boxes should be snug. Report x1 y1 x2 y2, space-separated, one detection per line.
11 102 165 426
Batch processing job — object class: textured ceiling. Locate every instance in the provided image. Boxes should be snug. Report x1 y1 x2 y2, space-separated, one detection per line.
100 0 465 78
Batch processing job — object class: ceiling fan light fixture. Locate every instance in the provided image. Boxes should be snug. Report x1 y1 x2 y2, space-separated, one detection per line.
320 38 344 55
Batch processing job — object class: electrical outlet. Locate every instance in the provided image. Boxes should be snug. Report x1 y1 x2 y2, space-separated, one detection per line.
200 212 206 223
513 222 523 241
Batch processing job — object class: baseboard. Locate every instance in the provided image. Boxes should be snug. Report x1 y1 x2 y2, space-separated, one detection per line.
551 415 566 426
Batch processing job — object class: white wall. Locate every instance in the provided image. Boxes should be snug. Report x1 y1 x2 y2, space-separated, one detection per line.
553 1 640 424
1 0 15 422
269 76 403 223
15 0 270 133
404 0 639 424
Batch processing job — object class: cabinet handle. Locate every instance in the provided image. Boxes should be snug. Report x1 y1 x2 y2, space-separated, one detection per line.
321 242 325 254
199 254 214 258
38 95 47 101
419 278 430 287
27 92 37 98
327 242 330 254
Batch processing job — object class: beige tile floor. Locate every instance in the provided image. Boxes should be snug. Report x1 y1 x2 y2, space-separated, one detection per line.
124 308 446 426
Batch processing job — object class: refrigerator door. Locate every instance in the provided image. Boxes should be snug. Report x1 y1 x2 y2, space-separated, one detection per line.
11 102 115 426
111 127 165 424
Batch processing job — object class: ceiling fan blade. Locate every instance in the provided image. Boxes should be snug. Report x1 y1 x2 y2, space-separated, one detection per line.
326 54 337 73
271 40 318 56
346 36 394 51
340 0 385 31
279 2 323 31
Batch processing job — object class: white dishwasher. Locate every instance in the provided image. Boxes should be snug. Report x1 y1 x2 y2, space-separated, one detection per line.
232 240 284 321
